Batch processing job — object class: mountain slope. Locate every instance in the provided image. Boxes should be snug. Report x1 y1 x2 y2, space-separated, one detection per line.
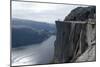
12 18 56 34
64 6 96 21
12 18 56 48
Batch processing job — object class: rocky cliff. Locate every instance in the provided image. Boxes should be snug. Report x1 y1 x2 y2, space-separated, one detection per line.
64 6 96 21
54 6 96 63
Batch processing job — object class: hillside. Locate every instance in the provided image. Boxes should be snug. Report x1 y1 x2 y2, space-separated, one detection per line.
12 18 56 48
12 18 56 34
64 6 96 21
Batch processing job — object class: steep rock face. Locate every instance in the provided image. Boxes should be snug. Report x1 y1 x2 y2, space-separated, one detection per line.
75 45 96 62
75 21 96 62
54 6 96 63
54 21 88 63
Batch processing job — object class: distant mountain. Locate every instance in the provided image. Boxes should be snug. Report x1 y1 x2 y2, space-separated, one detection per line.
12 18 56 48
12 18 56 34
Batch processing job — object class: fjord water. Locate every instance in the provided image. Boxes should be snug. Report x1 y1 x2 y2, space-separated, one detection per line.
12 36 56 66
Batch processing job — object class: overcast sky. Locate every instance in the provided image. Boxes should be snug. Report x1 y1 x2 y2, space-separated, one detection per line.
12 1 88 24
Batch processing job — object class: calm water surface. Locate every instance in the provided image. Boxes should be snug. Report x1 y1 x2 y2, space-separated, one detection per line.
12 36 56 66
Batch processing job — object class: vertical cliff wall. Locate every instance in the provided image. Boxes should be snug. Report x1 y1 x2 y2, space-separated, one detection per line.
54 20 96 63
75 20 96 62
54 21 89 63
53 6 96 63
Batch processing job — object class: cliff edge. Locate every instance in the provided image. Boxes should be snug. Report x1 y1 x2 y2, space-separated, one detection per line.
54 6 96 63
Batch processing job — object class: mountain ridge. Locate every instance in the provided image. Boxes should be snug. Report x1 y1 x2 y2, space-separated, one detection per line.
12 18 56 48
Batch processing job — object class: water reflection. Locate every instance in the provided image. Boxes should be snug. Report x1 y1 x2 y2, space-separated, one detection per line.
12 36 56 66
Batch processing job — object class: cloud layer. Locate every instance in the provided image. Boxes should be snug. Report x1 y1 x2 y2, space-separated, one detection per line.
12 1 87 24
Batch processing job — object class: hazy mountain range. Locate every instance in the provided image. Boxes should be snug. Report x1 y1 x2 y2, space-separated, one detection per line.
12 18 56 48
